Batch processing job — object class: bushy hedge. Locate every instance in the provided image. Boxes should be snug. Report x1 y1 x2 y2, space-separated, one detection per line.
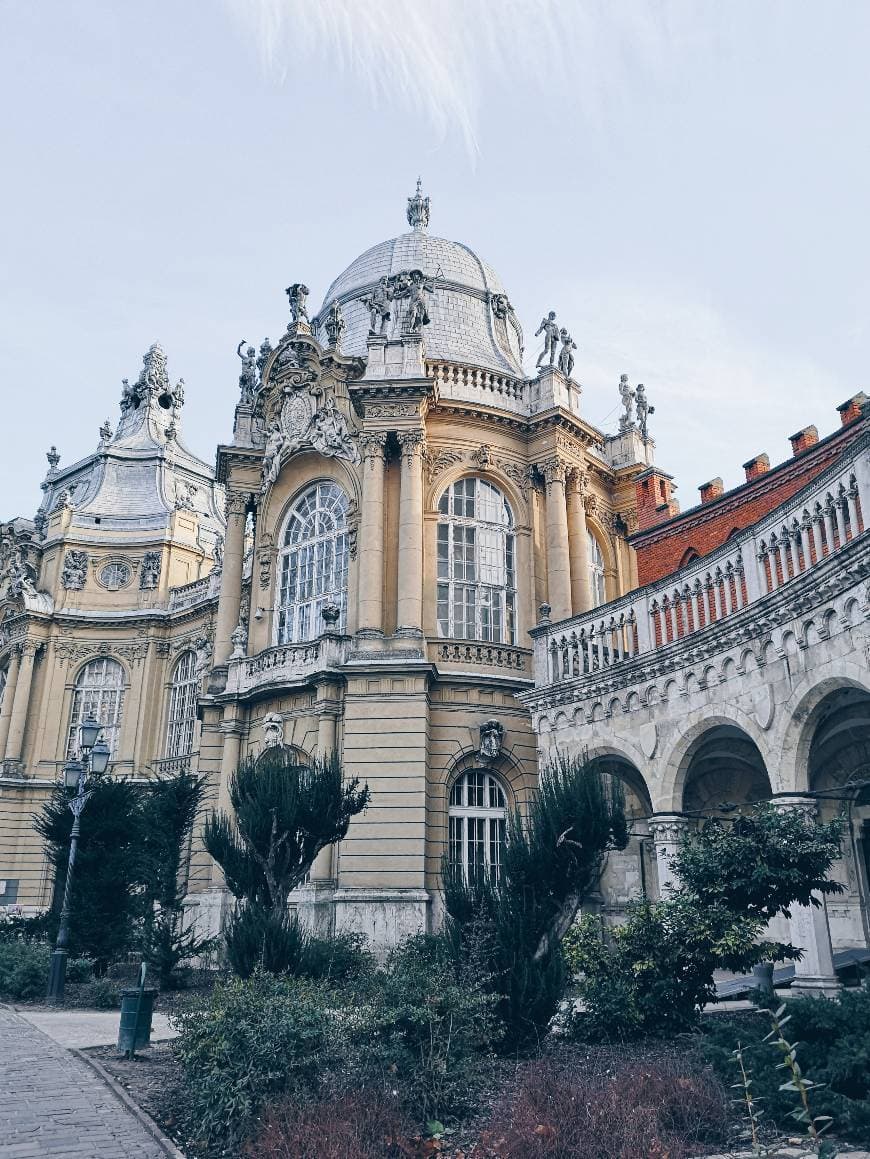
702 986 870 1147
0 939 93 1001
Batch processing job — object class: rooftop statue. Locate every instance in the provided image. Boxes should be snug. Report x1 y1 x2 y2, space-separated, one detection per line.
535 310 559 367
323 300 346 349
618 373 636 432
636 383 655 440
237 340 258 404
364 276 392 336
261 421 287 493
558 328 577 379
285 283 310 328
256 338 273 380
406 269 431 333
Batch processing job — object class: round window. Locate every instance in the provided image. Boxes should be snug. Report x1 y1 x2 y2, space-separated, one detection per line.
99 562 131 590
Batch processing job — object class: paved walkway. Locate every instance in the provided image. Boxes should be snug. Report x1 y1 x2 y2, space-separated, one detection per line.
14 1008 177 1050
0 1007 168 1158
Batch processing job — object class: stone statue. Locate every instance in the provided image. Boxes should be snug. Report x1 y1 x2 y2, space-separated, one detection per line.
256 338 273 380
46 446 60 471
406 269 431 332
230 620 247 660
53 489 72 513
237 340 258 404
364 277 392 335
119 378 138 413
261 422 287 492
309 395 360 464
535 311 559 367
636 383 655 440
262 712 285 749
139 551 161 591
323 300 346 349
61 550 88 591
479 719 504 761
286 283 310 327
194 635 213 679
618 374 636 432
491 293 510 320
175 480 197 511
557 329 577 379
99 420 113 443
172 378 185 412
212 533 224 570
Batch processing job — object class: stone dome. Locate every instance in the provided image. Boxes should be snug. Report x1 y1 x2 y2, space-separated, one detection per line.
317 189 524 378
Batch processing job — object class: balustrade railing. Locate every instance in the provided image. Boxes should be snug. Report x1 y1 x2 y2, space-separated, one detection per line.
225 634 348 695
427 361 526 413
538 442 868 685
168 575 213 611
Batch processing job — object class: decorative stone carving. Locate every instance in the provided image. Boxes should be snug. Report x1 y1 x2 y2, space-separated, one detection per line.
363 277 392 336
308 395 360 464
397 429 426 464
262 712 285 749
256 338 273 380
405 270 432 333
618 374 636 432
225 490 249 519
98 419 113 443
237 340 258 404
479 718 504 761
230 620 248 660
193 635 213 678
46 446 60 472
557 329 577 379
285 283 310 328
496 458 532 498
406 177 430 231
538 456 566 488
321 603 341 627
52 489 72 513
473 444 492 469
175 480 197 511
538 603 552 623
535 311 559 367
360 431 388 462
491 293 510 320
212 533 224 570
257 533 273 591
323 300 346 349
425 447 463 483
365 403 418 419
636 384 654 440
139 551 161 591
61 550 88 591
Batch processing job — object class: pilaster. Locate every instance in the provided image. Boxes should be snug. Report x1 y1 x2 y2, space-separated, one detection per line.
396 429 426 634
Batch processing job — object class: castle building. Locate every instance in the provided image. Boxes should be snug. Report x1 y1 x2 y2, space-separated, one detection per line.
1 187 868 982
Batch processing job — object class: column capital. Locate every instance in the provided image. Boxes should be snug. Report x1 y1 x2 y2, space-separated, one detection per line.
771 793 817 817
397 428 426 463
359 431 388 461
225 489 251 518
565 465 589 496
538 456 567 488
648 812 691 843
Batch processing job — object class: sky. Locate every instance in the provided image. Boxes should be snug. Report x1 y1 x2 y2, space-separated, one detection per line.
1 0 869 518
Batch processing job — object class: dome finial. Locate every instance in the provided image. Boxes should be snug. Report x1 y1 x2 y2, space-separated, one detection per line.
406 177 430 231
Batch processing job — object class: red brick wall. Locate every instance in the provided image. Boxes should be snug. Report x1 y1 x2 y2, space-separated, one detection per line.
631 419 864 586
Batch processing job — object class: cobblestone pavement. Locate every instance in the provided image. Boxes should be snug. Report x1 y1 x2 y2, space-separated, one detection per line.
0 1007 167 1158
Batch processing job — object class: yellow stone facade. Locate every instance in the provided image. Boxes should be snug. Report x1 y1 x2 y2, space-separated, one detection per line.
0 194 651 949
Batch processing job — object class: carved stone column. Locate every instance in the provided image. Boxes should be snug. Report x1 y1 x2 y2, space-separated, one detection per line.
541 457 572 622
566 468 592 614
4 641 38 773
648 813 689 897
214 490 249 666
396 429 425 634
357 432 388 634
776 796 840 996
0 646 21 762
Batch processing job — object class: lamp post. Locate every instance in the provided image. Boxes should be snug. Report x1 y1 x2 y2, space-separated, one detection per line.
46 716 111 1005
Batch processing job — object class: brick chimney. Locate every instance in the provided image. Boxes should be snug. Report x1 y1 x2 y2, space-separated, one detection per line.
635 468 680 531
789 425 819 456
837 392 867 426
742 453 770 482
698 477 724 504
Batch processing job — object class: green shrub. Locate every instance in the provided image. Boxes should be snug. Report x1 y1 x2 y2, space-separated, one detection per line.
0 940 50 1000
0 910 51 943
66 956 94 983
301 930 375 984
171 971 334 1150
224 905 310 978
568 899 770 1040
703 986 870 1147
68 977 121 1009
355 933 498 1124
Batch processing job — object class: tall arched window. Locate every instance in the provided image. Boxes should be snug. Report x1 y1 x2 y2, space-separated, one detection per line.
165 651 198 758
437 478 516 643
448 770 507 881
67 657 125 758
277 481 350 644
588 531 606 606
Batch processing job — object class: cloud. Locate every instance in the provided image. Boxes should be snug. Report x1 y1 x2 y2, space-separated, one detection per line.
223 0 724 158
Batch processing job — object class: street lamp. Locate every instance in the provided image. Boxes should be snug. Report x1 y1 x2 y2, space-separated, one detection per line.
46 716 110 1005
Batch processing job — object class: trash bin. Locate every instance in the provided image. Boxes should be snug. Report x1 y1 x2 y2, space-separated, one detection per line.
117 988 158 1053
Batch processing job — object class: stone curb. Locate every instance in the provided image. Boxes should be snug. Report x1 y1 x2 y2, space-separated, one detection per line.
71 1048 187 1159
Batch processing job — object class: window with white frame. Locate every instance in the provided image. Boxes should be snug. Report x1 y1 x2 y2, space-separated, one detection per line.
437 478 516 644
589 531 606 606
165 651 198 758
448 769 507 881
67 657 125 758
277 482 350 644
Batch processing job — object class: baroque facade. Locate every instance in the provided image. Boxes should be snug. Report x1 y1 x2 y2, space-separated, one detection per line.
1 185 868 979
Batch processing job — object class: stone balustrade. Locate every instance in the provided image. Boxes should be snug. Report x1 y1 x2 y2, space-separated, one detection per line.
168 575 212 612
426 361 527 415
534 434 869 688
224 633 348 697
431 639 530 674
151 754 192 776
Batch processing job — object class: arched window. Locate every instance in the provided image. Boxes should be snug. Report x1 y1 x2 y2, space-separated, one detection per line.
449 770 507 881
437 478 516 644
277 481 350 644
67 657 125 758
165 651 198 758
588 531 606 606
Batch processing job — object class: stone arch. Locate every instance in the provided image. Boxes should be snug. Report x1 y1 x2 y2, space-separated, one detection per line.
585 513 619 600
582 741 654 819
660 711 772 813
776 671 870 794
263 451 361 543
427 464 531 530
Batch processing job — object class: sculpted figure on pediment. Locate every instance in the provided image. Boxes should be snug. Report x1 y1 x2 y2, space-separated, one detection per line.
309 395 360 465
61 550 88 591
